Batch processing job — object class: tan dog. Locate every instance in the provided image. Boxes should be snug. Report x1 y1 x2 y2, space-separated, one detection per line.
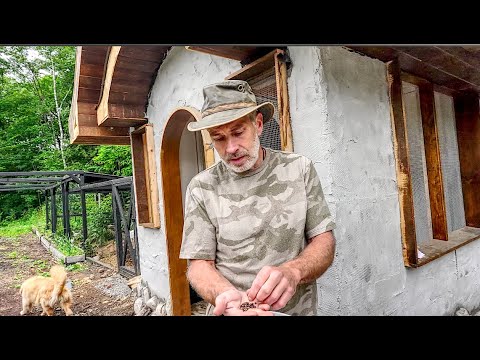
20 265 73 316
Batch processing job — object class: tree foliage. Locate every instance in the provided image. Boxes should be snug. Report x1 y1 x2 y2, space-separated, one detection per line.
0 46 132 222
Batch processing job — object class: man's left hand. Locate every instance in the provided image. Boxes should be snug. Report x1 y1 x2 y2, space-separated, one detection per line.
246 265 301 311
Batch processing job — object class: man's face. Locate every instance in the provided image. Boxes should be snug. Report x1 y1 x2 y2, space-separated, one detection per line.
208 113 263 173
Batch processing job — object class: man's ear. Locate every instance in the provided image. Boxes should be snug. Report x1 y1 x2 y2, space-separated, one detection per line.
255 112 264 136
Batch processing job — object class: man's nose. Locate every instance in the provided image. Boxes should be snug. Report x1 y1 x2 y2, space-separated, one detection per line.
225 137 239 154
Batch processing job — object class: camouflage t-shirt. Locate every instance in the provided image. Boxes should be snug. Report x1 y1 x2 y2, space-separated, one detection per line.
180 148 335 315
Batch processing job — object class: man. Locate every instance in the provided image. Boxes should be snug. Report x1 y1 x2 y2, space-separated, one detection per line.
180 80 336 316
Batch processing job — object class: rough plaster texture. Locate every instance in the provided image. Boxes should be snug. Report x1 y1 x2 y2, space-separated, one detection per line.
287 46 480 315
136 46 240 311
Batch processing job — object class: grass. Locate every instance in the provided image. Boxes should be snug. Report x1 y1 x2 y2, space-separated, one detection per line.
0 207 45 238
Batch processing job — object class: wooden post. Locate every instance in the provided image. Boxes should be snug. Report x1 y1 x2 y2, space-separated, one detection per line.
386 59 418 266
418 83 448 240
454 93 480 228
51 187 57 234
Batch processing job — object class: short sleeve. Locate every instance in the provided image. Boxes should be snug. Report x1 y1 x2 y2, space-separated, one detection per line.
304 159 336 240
179 179 217 260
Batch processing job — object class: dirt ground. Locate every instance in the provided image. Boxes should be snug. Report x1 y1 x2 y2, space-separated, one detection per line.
0 233 136 316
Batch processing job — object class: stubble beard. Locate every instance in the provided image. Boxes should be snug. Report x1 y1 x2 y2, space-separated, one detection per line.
222 135 261 173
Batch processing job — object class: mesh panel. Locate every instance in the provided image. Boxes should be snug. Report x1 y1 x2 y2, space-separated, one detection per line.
249 68 281 150
402 82 433 245
434 92 466 232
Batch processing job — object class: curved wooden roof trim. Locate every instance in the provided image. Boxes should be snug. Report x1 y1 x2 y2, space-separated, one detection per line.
97 46 170 128
69 46 130 145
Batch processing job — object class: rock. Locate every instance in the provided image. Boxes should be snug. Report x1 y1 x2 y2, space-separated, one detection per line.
151 302 167 316
92 255 100 261
134 298 144 316
455 307 470 316
98 268 105 273
142 287 150 304
474 311 480 316
136 284 143 298
146 296 159 311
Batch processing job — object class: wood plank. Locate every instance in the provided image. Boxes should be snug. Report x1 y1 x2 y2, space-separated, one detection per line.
142 132 153 225
108 104 145 119
438 46 480 69
144 125 160 228
119 46 169 62
97 47 121 125
454 93 480 227
416 227 480 267
78 63 105 78
77 102 97 115
115 55 161 73
386 59 418 266
107 92 147 106
111 68 155 82
418 82 448 240
81 51 108 66
226 50 277 81
78 75 103 90
398 47 480 88
78 88 101 103
131 131 150 224
100 117 147 127
161 108 201 316
274 49 293 152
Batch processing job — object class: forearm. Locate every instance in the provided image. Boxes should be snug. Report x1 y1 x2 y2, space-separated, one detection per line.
187 259 236 305
281 230 335 285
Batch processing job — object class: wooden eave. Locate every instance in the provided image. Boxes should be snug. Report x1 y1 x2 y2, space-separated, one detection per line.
348 46 480 96
97 46 170 128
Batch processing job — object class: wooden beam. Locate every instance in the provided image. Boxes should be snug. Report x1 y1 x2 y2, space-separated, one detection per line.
418 82 448 240
386 59 418 266
274 49 293 152
97 46 121 126
226 50 277 81
186 46 259 62
161 107 202 316
454 93 480 227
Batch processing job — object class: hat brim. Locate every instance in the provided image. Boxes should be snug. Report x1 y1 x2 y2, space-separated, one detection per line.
187 102 275 131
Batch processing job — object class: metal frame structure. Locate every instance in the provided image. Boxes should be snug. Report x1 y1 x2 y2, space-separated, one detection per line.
0 171 140 277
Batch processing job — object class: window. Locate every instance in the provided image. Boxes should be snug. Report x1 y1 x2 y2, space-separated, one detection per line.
226 49 293 152
387 60 480 267
131 124 160 228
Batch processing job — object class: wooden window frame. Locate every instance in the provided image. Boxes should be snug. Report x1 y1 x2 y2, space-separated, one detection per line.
131 124 160 228
225 49 294 152
387 59 480 267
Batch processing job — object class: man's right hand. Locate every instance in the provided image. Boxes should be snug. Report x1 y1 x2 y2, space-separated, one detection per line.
213 289 272 316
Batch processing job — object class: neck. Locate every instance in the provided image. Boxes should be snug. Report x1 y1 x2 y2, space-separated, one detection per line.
251 146 265 171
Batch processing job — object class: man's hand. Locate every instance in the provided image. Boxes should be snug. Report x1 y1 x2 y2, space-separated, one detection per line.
246 265 301 311
214 289 272 316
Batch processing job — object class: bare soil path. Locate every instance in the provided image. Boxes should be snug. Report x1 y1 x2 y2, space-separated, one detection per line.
0 232 135 316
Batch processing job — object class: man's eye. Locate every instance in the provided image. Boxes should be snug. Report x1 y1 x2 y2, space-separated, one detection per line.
233 132 243 136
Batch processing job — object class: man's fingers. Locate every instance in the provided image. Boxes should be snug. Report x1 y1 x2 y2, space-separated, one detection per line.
247 267 272 301
255 271 282 302
258 303 271 311
213 295 228 316
271 288 295 311
262 278 289 305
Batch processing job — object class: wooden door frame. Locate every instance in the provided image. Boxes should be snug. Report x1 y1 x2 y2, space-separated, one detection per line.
160 106 213 315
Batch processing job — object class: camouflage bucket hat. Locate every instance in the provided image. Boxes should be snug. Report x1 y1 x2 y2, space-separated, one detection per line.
187 80 275 131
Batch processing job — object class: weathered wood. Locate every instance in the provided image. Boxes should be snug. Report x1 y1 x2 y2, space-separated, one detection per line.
130 125 160 228
454 93 480 227
416 227 480 267
119 46 170 62
350 46 480 93
226 50 277 81
274 49 294 152
200 130 215 168
97 47 121 126
161 108 203 316
418 82 448 240
131 131 150 225
386 59 418 266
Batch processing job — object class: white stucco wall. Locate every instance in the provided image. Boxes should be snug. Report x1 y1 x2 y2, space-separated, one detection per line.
136 46 240 310
288 46 480 315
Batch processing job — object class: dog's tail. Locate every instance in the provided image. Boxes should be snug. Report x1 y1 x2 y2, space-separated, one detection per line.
49 265 68 307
